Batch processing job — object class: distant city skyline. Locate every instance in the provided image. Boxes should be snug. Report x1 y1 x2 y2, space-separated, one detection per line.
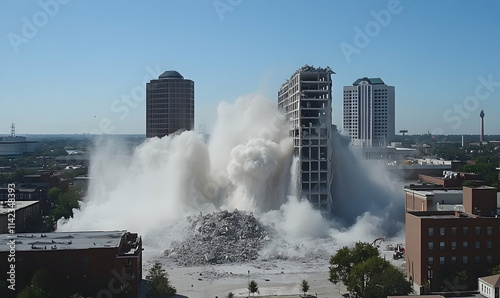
1 0 499 135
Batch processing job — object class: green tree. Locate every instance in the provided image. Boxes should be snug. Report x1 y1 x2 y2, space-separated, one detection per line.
30 269 57 296
47 187 61 206
372 261 413 297
346 255 387 296
44 187 61 216
462 180 477 187
16 269 59 298
248 280 259 296
345 256 412 298
301 279 310 296
449 269 467 286
458 162 499 186
118 283 134 298
0 281 15 298
329 242 379 284
50 185 86 224
17 285 45 298
147 261 176 298
422 279 430 294
60 167 87 179
493 264 500 275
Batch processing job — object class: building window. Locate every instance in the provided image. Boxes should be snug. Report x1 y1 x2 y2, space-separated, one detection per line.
476 227 481 236
487 241 492 249
451 227 457 236
451 256 457 264
487 256 493 263
451 242 457 250
428 257 433 265
463 256 468 264
440 227 445 236
428 242 434 250
440 257 445 264
475 256 481 264
463 241 468 250
440 242 445 250
428 228 434 236
487 227 493 235
463 227 468 235
476 241 481 249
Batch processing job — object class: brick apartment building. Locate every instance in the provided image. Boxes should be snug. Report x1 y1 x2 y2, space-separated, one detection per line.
0 171 71 219
0 230 142 296
406 186 500 293
0 171 70 201
405 187 463 212
0 201 40 233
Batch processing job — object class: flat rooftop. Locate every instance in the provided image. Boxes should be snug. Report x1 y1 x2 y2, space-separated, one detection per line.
416 214 457 219
0 201 38 215
0 230 126 252
404 188 463 196
409 210 500 220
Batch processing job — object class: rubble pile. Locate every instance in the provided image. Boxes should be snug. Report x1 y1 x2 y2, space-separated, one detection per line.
165 209 272 266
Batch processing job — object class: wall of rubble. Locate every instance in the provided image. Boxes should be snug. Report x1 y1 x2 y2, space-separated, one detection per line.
165 210 272 266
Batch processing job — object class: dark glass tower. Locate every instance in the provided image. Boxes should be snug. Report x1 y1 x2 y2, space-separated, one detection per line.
146 70 194 138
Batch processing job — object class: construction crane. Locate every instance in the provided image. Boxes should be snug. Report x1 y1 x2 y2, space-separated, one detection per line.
371 237 385 248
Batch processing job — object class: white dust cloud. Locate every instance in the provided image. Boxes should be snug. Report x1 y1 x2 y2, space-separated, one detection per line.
58 94 293 234
58 94 406 259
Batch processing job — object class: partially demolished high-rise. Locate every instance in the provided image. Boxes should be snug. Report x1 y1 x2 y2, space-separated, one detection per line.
278 65 334 215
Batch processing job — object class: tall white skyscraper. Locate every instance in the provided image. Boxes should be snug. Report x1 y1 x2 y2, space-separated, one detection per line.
343 77 395 147
278 65 334 215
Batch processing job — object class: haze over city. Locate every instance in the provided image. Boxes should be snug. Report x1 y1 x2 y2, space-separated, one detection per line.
1 0 499 135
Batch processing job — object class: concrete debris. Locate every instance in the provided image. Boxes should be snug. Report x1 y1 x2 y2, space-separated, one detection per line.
165 209 272 266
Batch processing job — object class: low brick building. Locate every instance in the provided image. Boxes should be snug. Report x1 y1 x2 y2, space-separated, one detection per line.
0 201 40 233
0 230 142 296
406 186 500 293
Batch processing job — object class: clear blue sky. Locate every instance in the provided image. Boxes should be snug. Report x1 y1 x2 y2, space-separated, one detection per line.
1 0 499 135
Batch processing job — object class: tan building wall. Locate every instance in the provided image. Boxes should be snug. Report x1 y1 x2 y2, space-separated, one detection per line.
405 191 431 211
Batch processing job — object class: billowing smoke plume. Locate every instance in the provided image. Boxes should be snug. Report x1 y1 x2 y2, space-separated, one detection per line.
331 133 405 236
58 94 293 234
58 94 405 259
